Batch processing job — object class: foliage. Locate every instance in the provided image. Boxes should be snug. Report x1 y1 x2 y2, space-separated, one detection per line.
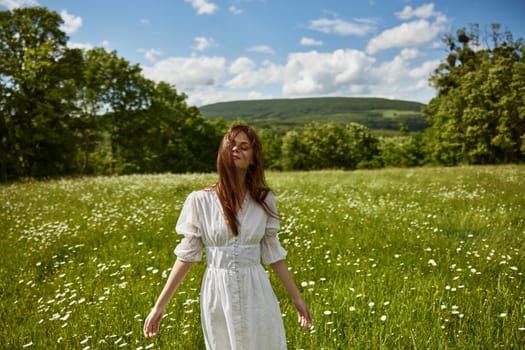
200 97 428 131
0 7 225 181
378 133 427 167
425 24 525 165
1 166 524 349
279 123 380 170
0 7 83 179
3 8 524 180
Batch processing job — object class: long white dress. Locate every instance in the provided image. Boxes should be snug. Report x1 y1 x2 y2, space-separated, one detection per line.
174 189 288 350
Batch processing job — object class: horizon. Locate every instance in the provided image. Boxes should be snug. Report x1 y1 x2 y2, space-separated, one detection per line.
2 0 524 107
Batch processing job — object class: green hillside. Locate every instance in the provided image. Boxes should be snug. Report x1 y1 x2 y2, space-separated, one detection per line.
199 97 428 131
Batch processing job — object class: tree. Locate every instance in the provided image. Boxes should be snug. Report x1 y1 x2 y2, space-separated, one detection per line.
425 24 525 164
258 128 283 170
0 7 82 179
378 134 426 167
280 123 379 170
345 122 380 169
281 129 309 171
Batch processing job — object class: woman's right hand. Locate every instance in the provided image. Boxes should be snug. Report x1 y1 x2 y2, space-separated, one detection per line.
143 308 164 338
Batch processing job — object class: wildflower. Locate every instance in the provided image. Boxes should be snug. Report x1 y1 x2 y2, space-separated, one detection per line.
380 315 387 321
368 302 375 308
349 306 355 312
500 313 507 318
428 259 437 266
323 310 332 315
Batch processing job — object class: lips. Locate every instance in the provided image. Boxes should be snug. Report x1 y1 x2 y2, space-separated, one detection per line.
232 155 240 160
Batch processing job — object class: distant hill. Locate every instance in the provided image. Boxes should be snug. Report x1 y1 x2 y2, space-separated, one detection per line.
199 97 428 132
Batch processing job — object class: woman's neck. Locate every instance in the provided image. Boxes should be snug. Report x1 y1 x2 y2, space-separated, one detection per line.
236 169 247 192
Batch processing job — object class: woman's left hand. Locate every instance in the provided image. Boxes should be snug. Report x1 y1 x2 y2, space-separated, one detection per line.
293 297 313 330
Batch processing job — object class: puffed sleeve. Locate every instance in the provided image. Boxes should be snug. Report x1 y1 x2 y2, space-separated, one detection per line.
173 192 203 262
260 191 287 265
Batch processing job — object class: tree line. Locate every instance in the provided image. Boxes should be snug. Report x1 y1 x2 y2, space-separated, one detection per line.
0 7 227 181
1 8 524 182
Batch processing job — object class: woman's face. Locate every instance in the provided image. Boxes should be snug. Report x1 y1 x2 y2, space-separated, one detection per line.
231 131 254 171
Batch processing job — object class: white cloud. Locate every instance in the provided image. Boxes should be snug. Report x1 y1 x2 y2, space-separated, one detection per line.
229 6 242 15
229 57 257 74
67 42 93 50
399 48 424 60
282 49 376 96
67 40 109 51
366 19 443 54
396 3 437 20
186 86 273 106
141 47 439 107
367 51 438 101
59 10 82 34
247 45 275 55
226 58 282 89
309 17 376 36
409 59 440 79
300 37 323 46
193 37 215 52
0 0 37 10
184 0 217 15
138 48 163 62
142 56 226 92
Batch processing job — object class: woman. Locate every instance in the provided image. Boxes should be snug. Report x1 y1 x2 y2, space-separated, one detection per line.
143 124 312 349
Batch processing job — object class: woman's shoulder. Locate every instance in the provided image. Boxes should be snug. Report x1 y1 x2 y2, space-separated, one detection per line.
262 189 275 201
187 188 217 202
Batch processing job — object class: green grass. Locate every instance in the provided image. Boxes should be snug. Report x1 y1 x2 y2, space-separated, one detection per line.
1 166 524 349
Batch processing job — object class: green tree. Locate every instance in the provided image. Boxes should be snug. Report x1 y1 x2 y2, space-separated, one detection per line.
258 128 283 170
301 123 350 169
345 122 380 169
378 134 426 167
425 24 525 164
281 130 309 170
280 123 379 170
148 82 225 173
0 7 82 179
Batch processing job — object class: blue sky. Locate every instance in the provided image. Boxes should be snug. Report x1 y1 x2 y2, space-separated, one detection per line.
2 0 524 107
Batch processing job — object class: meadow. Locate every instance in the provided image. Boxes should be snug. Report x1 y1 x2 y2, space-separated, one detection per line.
1 165 524 349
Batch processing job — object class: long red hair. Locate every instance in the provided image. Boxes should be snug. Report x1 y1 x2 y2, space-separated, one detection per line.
212 124 276 236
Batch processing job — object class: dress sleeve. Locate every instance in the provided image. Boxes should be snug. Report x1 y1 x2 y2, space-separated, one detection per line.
174 192 203 262
260 192 287 265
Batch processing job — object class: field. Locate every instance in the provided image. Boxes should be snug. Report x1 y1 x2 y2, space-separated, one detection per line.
1 166 524 349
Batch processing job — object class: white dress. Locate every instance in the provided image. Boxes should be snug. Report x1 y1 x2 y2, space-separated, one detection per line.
174 190 288 350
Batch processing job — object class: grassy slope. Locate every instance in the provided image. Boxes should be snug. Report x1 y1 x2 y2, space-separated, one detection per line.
199 97 429 131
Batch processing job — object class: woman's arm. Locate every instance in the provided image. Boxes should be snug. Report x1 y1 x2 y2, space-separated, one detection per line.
271 259 313 330
143 259 194 338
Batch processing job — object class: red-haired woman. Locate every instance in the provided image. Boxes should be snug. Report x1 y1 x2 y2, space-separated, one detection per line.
143 124 312 349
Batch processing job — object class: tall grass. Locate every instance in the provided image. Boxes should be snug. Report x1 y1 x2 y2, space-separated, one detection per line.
1 166 524 349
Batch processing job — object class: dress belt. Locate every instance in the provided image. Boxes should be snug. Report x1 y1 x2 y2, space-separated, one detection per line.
206 244 261 269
